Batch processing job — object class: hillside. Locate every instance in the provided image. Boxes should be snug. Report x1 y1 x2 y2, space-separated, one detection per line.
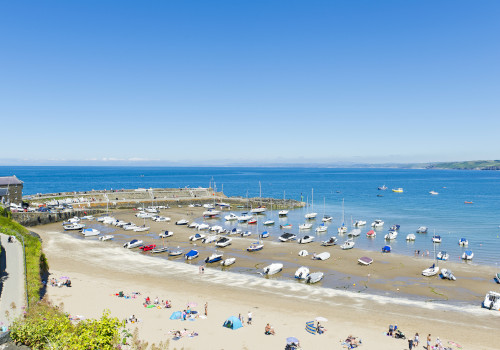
426 160 500 170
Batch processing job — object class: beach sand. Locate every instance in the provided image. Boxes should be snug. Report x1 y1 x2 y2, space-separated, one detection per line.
32 207 500 349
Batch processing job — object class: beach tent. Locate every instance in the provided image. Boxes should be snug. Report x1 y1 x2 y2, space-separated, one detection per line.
223 316 243 330
169 311 182 320
305 321 316 334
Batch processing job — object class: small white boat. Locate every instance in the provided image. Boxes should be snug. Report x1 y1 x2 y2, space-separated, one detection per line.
385 231 398 240
197 223 210 231
429 191 439 195
241 231 252 237
123 239 143 249
299 223 313 230
432 235 442 243
229 228 242 235
298 249 309 256
462 251 474 260
202 235 218 244
203 203 215 209
312 252 330 260
371 220 384 228
189 233 206 241
263 220 275 226
133 225 150 232
279 233 297 242
458 238 468 247
262 263 283 276
221 257 236 266
169 248 183 256
437 251 449 261
278 210 289 216
203 210 221 218
145 207 159 213
250 207 267 214
113 220 127 227
102 217 117 225
306 272 324 284
406 233 416 241
81 228 100 237
392 188 403 193
81 215 94 220
136 212 153 219
315 225 327 233
96 215 113 222
151 246 169 254
322 215 333 222
123 224 137 231
358 256 373 266
63 223 85 231
295 266 310 279
298 235 315 244
224 213 239 221
204 252 223 263
215 237 232 247
340 239 355 250
175 219 189 225
305 212 317 219
98 235 114 241
440 268 456 281
260 231 270 239
337 225 347 234
159 231 173 238
247 242 264 252
210 225 223 232
188 222 199 229
483 291 500 310
64 217 80 224
353 220 366 227
321 237 337 246
238 214 253 222
416 226 428 234
153 216 170 222
348 229 361 237
422 263 439 276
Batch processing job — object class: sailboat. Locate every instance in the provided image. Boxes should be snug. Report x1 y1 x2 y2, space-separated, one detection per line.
305 188 317 219
321 198 332 222
263 198 275 225
251 181 266 214
337 199 347 234
422 241 439 276
279 191 289 216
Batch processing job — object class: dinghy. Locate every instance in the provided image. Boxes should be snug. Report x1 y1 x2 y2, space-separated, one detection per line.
358 256 373 265
422 263 439 277
381 245 391 253
340 239 355 250
306 272 324 284
205 253 223 263
279 232 296 242
312 252 330 260
321 237 337 246
298 250 309 256
215 237 232 247
262 263 283 276
295 266 310 279
247 242 264 252
99 235 114 241
185 249 199 260
140 244 156 252
81 228 100 237
159 231 173 238
366 230 376 238
123 239 143 249
280 224 292 229
462 250 474 260
221 257 236 266
483 291 500 311
151 246 169 254
168 248 183 256
298 235 315 244
440 268 456 281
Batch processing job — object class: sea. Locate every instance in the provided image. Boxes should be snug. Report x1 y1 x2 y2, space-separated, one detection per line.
2 166 500 267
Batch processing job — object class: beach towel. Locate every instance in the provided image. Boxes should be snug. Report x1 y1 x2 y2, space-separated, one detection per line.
169 311 182 320
305 321 316 334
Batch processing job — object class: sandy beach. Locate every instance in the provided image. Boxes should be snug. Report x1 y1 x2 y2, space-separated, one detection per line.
32 207 500 349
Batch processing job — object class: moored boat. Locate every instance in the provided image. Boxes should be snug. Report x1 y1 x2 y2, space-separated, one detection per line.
295 266 310 279
189 233 206 241
358 256 373 265
371 220 384 228
262 263 283 276
298 235 315 244
458 238 468 247
140 244 156 252
263 220 275 226
432 235 442 243
299 223 313 230
81 228 100 237
279 232 296 242
278 210 289 216
123 239 143 249
422 263 439 276
280 224 293 229
416 226 428 234
348 229 361 237
247 242 264 252
321 237 337 246
306 272 324 284
98 235 114 241
215 237 232 247
381 245 391 253
462 250 474 260
63 223 85 231
440 268 456 280
385 231 398 240
353 220 366 227
406 233 416 241
322 215 332 222
437 251 449 261
175 219 189 225
224 213 239 221
312 252 330 260
184 249 199 260
205 253 223 263
392 188 403 193
366 230 376 238
340 239 355 250
483 291 500 310
159 231 174 238
221 257 236 266
150 246 169 254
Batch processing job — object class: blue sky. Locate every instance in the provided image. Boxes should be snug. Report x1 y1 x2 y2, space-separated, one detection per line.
1 1 499 165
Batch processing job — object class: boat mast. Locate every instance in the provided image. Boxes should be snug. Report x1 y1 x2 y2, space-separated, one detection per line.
259 181 262 207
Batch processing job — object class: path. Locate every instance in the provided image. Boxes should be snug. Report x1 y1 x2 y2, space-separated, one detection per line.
0 233 25 328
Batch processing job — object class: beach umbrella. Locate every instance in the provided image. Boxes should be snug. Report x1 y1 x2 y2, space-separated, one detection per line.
315 316 328 322
286 337 299 344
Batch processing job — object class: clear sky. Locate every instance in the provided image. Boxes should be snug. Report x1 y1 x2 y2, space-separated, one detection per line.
1 1 499 165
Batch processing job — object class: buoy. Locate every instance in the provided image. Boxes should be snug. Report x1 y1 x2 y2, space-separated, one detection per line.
353 283 356 286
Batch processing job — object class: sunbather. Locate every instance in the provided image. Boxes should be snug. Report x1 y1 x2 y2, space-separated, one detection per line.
264 323 275 335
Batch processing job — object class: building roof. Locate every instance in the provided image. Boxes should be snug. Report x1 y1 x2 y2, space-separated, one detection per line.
0 188 8 196
0 175 23 186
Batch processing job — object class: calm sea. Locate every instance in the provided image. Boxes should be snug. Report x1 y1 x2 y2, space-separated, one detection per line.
2 166 500 267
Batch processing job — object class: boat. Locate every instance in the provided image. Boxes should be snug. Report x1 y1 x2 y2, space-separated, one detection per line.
221 258 236 266
197 223 210 230
381 245 391 253
247 218 257 224
390 224 400 231
278 232 296 242
422 263 440 276
247 242 264 252
96 216 111 222
140 244 156 252
298 250 308 256
224 213 239 221
263 220 275 226
392 188 403 193
358 256 373 265
229 228 242 235
371 220 384 228
464 201 474 204
437 251 449 261
189 233 206 241
458 238 468 247
378 185 387 190
113 220 127 227
377 194 384 197
298 235 315 244
203 210 221 218
366 230 376 238
168 248 183 256
152 216 170 222
295 266 310 279
63 217 80 224
188 222 199 229
202 235 218 244
416 226 428 234
353 220 366 227
482 291 500 310
278 210 289 216
241 231 252 237
384 231 398 240
123 224 137 231
495 273 500 284
98 235 114 241
462 251 474 260
348 229 361 237
304 188 317 219
185 249 199 260
260 231 270 239
406 233 416 241
205 253 223 263
103 217 117 224
338 199 347 234
175 219 189 225
81 215 94 220
440 268 456 280
215 237 232 247
321 237 338 246
429 191 439 195
81 228 100 237
312 252 330 260
315 225 328 233
150 246 169 254
262 263 283 276
210 225 223 232
123 239 143 249
280 224 293 229
251 207 266 214
337 225 347 234
299 223 313 230
159 231 173 238
322 215 332 222
432 235 442 243
340 239 355 250
63 223 85 231
136 212 153 219
306 272 324 284
133 225 150 232
238 213 253 222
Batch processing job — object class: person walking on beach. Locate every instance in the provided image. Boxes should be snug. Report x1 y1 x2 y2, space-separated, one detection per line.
426 334 432 350
414 333 419 346
408 338 414 350
247 311 252 325
204 302 208 316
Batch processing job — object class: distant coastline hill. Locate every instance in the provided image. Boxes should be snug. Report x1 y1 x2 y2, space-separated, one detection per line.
425 160 500 170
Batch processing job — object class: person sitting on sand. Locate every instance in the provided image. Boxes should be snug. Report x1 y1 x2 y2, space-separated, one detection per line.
145 296 151 305
165 300 171 308
316 322 326 334
154 297 159 305
264 323 275 335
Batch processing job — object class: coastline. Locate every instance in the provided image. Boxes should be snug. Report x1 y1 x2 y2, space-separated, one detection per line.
30 206 500 349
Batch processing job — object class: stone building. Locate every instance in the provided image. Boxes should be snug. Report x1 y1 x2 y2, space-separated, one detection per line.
0 175 24 205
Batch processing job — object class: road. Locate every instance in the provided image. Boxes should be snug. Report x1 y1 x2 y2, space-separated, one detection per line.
0 233 25 328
